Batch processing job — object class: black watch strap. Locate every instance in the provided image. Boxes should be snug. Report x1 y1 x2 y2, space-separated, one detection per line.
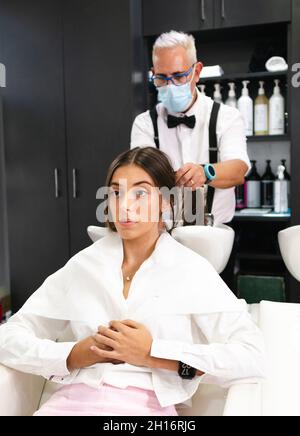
178 361 197 380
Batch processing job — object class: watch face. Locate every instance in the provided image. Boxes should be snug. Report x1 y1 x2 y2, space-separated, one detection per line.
209 165 216 177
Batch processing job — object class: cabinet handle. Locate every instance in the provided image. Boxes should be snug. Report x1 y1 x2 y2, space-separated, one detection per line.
201 0 206 21
221 0 226 19
72 169 78 199
54 168 60 198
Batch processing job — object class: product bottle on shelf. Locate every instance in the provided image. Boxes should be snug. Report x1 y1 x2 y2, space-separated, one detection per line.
238 80 254 136
269 79 285 135
245 160 261 208
199 84 206 95
274 165 289 213
213 83 223 104
236 184 246 210
254 81 269 136
281 159 291 208
261 160 275 209
225 82 237 108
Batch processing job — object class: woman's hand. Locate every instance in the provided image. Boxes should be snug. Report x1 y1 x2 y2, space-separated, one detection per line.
90 320 153 368
67 335 123 372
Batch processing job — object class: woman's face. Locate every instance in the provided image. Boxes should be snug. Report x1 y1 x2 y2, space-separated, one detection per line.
108 164 164 240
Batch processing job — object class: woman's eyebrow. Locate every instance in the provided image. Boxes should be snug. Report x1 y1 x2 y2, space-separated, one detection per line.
110 181 154 187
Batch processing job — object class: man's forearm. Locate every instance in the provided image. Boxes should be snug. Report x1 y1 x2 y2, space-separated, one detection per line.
209 159 248 189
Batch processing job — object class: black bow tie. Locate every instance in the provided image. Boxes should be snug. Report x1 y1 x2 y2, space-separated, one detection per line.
167 114 196 129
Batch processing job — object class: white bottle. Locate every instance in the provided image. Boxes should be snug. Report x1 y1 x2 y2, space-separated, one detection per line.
255 81 269 135
274 165 288 213
199 84 206 95
225 82 237 108
213 83 222 104
269 79 285 135
238 80 254 136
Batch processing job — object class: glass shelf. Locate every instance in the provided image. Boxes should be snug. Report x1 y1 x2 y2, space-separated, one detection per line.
199 70 287 83
247 135 290 142
234 210 291 222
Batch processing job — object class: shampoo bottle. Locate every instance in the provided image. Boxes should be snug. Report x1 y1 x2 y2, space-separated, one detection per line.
274 165 289 213
199 84 206 95
214 83 223 104
261 160 275 209
238 80 254 136
269 80 285 135
245 160 261 208
281 159 291 208
225 82 237 108
255 81 269 135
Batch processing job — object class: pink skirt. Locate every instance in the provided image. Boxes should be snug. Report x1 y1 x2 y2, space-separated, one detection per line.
33 383 178 416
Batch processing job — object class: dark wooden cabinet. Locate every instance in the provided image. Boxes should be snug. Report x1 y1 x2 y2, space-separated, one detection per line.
0 95 9 294
63 0 140 256
0 0 70 312
143 0 291 36
214 0 291 28
143 0 214 36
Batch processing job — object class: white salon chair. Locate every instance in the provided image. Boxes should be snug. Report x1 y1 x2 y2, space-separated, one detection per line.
87 224 235 274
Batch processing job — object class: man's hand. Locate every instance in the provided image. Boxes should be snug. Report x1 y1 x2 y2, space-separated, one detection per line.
175 163 206 191
91 320 153 368
67 335 123 372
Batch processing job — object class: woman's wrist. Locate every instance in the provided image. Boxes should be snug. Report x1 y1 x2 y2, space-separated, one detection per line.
146 355 204 377
146 355 179 372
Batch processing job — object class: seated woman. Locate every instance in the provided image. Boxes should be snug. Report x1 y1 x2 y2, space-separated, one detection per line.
0 147 265 416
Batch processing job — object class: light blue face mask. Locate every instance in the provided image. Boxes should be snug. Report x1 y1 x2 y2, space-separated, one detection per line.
157 74 195 113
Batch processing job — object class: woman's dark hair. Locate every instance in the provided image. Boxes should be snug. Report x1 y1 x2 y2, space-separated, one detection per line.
104 146 177 233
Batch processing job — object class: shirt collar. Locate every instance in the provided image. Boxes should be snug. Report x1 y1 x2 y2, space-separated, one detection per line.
96 230 174 270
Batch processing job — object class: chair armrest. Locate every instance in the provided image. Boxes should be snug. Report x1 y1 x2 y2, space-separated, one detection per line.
223 383 262 416
0 364 45 416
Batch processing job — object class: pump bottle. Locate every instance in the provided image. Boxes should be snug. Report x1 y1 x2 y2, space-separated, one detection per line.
225 82 237 108
269 80 285 135
238 80 253 136
255 81 269 135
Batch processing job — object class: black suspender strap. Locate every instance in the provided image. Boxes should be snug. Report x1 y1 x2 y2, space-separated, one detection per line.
149 106 160 149
149 101 220 218
206 102 221 215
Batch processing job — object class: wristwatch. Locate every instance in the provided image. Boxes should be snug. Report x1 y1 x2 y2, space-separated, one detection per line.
202 163 216 184
178 361 197 380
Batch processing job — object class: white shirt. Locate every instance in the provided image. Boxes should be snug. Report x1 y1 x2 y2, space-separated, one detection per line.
131 90 251 224
0 230 265 408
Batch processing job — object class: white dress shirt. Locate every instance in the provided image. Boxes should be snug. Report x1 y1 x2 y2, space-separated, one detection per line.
0 230 265 408
131 90 251 224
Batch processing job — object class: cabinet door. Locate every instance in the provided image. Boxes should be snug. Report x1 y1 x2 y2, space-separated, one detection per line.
63 0 136 256
0 0 69 311
143 0 214 36
215 0 291 28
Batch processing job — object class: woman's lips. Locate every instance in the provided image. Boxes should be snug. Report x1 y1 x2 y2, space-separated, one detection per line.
119 220 138 227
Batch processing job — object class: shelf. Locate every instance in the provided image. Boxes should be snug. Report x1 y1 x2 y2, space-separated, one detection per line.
238 252 283 261
247 135 290 143
234 211 291 222
199 70 287 83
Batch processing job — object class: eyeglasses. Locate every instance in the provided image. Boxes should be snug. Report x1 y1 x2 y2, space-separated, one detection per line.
151 64 196 88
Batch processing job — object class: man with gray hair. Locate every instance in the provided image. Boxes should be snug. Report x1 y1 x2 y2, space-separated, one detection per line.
131 30 250 226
